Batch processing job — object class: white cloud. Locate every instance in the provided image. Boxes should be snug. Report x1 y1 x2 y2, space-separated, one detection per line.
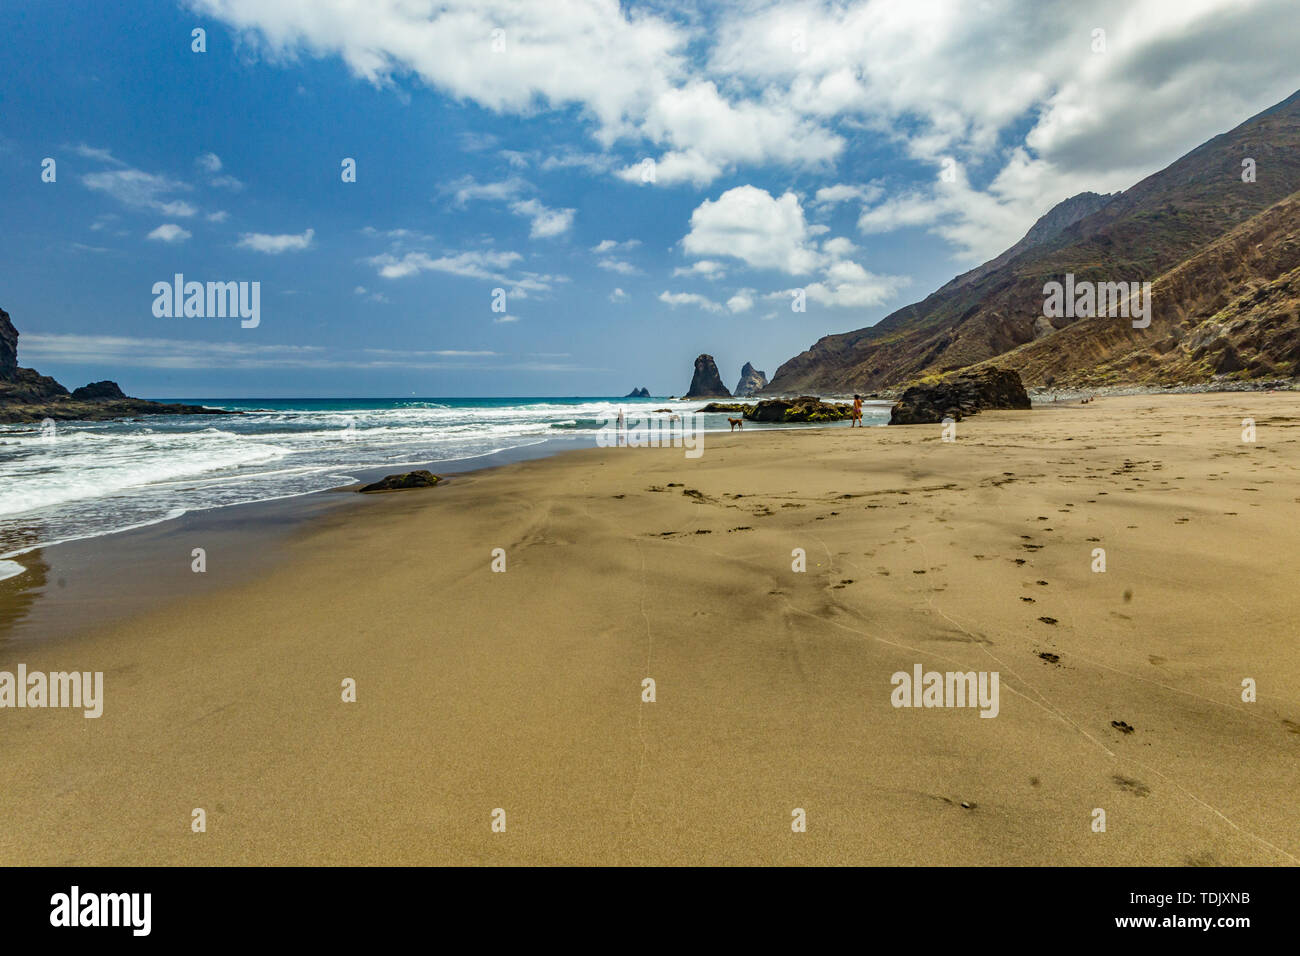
610 287 629 302
446 175 527 206
592 239 640 253
659 291 724 313
800 260 911 308
186 0 1300 254
672 260 727 280
683 186 820 275
726 290 754 313
207 210 229 223
448 177 574 237
682 185 910 308
72 144 124 166
82 168 196 217
616 150 723 188
814 183 883 206
366 248 560 295
21 333 592 371
509 198 575 238
597 257 639 275
196 152 223 173
147 223 191 242
237 228 315 253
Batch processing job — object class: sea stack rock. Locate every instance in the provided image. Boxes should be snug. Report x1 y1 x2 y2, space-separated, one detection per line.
733 362 768 397
623 387 650 398
0 307 17 380
683 354 731 399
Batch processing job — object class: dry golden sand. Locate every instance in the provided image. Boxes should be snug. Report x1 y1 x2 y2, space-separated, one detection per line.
2 392 1298 865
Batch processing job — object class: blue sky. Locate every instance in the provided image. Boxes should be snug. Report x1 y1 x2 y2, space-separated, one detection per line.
1 0 1296 397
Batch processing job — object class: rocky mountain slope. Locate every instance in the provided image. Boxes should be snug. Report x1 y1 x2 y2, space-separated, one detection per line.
971 190 1300 386
766 89 1300 392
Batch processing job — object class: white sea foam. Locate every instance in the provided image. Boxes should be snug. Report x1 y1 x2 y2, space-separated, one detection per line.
0 397 884 557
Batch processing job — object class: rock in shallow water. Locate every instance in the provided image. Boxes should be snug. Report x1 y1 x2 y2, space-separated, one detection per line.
358 470 442 493
745 396 854 423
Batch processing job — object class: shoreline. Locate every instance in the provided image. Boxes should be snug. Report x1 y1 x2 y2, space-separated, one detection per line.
2 392 1298 864
0 436 599 646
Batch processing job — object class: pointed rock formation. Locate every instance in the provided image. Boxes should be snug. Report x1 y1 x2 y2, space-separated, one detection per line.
683 354 731 399
733 362 768 396
623 387 650 398
0 306 18 380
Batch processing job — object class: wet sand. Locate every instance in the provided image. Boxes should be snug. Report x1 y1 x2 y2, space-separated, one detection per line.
1 392 1297 865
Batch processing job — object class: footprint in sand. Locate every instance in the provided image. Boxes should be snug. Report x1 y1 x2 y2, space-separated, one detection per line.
1038 616 1058 625
1110 720 1135 735
1112 774 1150 797
1038 652 1061 664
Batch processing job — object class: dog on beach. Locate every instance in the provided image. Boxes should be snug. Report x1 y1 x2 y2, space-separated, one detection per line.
728 417 744 432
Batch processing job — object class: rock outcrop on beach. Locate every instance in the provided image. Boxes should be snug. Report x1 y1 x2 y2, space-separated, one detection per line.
71 380 128 401
358 470 441 492
733 362 768 397
745 396 854 423
0 306 235 423
624 387 650 398
683 354 732 398
765 89 1300 392
696 402 750 413
888 368 1031 425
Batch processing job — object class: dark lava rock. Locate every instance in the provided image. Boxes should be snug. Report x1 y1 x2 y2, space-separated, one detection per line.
888 367 1031 425
624 386 650 398
745 395 853 423
358 470 441 493
0 307 17 380
696 402 749 413
0 305 237 423
71 380 128 401
683 354 732 399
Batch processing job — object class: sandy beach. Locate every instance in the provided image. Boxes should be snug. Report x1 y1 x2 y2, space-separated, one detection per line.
2 392 1298 866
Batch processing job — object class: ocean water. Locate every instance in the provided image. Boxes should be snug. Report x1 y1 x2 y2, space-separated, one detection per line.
0 396 890 578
